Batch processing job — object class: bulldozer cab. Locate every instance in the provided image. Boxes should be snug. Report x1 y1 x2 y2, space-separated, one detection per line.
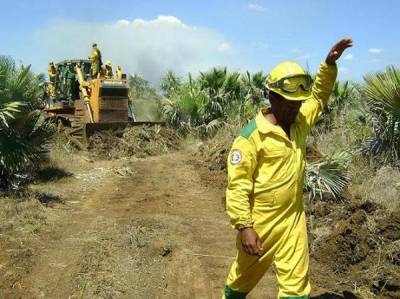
45 59 91 110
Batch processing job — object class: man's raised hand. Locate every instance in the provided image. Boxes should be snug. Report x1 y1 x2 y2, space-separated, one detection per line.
326 38 353 65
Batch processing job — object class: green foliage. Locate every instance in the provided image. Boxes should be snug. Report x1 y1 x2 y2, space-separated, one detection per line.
161 74 207 134
160 71 182 98
160 67 267 137
305 151 351 201
0 111 54 188
128 74 159 100
0 56 53 189
313 80 356 132
357 66 400 165
0 56 45 107
0 101 24 127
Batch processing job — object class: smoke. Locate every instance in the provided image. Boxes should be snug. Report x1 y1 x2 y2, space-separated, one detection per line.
33 16 235 86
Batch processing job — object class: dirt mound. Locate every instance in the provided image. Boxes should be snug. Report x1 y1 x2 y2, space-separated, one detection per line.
196 126 237 172
311 201 400 298
88 125 182 160
313 209 374 271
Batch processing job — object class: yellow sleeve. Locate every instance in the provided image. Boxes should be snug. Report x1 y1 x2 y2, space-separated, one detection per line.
226 136 257 229
299 62 337 132
90 49 99 60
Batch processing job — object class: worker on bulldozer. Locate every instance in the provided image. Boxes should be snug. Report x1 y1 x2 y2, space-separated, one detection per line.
47 61 57 97
89 43 102 78
64 63 76 101
116 65 123 80
103 60 114 79
222 38 353 299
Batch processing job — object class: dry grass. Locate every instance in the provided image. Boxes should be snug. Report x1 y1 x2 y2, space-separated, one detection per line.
0 196 54 293
352 166 400 211
310 110 370 156
0 197 47 235
48 134 84 171
72 217 171 298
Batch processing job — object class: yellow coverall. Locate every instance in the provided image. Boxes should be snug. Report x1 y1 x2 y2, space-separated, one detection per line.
116 66 123 80
104 65 113 79
90 47 102 77
224 62 337 299
47 65 57 96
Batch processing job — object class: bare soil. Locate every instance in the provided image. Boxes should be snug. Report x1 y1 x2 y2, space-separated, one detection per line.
0 149 281 299
1 139 397 298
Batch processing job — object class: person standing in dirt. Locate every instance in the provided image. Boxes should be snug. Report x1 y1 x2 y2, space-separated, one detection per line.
222 38 353 299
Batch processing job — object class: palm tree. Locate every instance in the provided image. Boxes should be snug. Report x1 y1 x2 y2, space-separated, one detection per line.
160 71 182 98
0 56 45 107
0 111 54 189
0 56 53 189
357 66 400 165
161 74 206 134
160 67 265 136
238 71 267 123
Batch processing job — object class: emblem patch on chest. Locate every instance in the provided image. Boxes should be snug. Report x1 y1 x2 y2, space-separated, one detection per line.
230 149 242 165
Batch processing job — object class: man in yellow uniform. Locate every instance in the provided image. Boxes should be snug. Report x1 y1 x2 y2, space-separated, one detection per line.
47 61 57 96
104 60 113 79
223 38 353 299
89 43 102 78
115 65 123 80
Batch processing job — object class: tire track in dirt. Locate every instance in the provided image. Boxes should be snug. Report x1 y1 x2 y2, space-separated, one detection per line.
14 150 278 298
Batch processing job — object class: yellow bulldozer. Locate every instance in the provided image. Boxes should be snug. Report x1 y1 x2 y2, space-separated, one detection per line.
44 59 162 148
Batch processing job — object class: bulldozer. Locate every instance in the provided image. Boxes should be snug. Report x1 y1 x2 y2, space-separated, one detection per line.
44 59 162 148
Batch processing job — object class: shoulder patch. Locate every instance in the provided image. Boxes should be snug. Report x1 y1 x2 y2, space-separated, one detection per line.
230 149 242 165
239 119 257 139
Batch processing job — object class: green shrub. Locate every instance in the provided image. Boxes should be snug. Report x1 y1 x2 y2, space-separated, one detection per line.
357 66 400 166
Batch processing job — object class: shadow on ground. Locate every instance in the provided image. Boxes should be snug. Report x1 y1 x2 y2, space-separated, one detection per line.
36 166 72 182
35 192 64 205
312 291 358 299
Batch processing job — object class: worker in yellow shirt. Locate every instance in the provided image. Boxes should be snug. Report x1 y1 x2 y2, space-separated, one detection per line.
116 65 123 80
89 43 102 78
223 38 353 299
47 61 57 97
102 60 113 79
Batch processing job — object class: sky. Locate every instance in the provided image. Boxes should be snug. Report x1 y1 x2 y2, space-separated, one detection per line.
0 0 398 85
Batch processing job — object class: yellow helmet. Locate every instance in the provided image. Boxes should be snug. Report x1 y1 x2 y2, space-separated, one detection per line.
105 60 112 66
266 61 313 101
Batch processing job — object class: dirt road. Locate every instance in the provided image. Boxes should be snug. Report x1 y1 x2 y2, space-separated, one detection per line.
2 146 346 299
2 150 286 298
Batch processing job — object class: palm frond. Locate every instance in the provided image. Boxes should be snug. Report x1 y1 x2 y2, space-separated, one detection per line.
305 150 351 201
357 66 400 164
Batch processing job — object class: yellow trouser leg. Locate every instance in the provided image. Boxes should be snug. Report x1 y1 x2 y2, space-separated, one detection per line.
223 225 282 298
274 212 311 298
223 211 310 299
